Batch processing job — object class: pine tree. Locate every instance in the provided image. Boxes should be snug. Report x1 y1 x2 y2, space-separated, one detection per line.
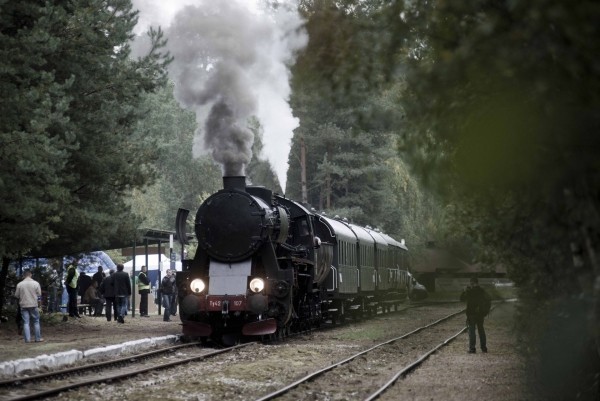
0 0 170 313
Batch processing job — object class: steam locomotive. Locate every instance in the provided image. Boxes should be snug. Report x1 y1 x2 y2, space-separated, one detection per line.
175 176 427 343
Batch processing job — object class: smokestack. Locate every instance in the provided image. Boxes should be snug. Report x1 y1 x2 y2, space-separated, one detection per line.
223 176 246 191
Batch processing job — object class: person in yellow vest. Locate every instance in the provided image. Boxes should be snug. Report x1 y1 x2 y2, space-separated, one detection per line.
65 260 82 318
138 266 150 317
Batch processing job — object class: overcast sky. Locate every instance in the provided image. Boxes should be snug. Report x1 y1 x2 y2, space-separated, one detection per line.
131 0 306 191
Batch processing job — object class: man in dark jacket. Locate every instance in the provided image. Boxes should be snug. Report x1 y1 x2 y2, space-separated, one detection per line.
137 266 150 317
113 264 131 323
460 277 490 353
160 270 174 322
92 266 105 288
169 269 178 317
99 270 117 322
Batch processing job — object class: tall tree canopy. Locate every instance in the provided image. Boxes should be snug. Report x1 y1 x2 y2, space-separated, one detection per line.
128 83 223 230
247 118 283 195
288 0 439 246
398 0 600 398
0 0 170 262
291 0 600 398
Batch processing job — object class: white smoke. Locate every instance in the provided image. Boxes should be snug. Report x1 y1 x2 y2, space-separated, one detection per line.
132 0 307 189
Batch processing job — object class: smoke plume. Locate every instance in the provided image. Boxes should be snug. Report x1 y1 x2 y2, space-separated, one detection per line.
164 0 307 184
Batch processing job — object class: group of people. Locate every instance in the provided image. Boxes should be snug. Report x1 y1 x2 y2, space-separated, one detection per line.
65 261 132 323
14 262 180 342
14 263 181 343
137 265 178 320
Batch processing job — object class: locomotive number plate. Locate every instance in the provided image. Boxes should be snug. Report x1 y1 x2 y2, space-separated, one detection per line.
206 296 246 311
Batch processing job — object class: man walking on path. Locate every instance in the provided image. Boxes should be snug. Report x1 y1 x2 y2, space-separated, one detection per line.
113 264 131 323
14 270 43 343
460 277 491 353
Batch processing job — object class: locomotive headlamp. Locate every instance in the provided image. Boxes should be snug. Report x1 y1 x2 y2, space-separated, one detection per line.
190 279 206 293
249 278 265 293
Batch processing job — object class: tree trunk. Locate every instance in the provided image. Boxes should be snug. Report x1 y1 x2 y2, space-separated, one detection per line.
0 257 10 318
326 171 331 209
300 136 308 204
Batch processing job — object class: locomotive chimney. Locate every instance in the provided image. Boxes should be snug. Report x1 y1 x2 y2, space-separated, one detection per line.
223 176 246 191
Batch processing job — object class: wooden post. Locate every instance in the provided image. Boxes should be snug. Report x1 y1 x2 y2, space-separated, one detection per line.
300 135 308 204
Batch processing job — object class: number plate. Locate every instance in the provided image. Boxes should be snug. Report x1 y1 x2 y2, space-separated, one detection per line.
205 296 246 311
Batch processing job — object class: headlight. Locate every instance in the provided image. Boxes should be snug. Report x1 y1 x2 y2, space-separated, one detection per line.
249 278 265 293
190 279 206 293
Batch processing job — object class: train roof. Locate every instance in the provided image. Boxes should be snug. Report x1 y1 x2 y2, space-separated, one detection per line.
318 215 358 243
350 224 380 246
379 232 408 251
364 228 390 247
316 215 406 250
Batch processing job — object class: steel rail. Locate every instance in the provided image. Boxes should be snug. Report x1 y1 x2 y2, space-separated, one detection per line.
364 327 467 401
0 342 201 388
253 308 466 401
363 303 502 401
4 342 255 401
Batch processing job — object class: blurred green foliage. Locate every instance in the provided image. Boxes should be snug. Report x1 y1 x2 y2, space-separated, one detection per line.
292 0 600 398
398 0 600 398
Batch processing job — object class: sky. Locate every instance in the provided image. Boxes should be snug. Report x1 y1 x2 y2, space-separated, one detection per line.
131 0 307 191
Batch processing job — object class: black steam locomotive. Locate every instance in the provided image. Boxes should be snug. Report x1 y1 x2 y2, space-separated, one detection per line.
175 176 426 343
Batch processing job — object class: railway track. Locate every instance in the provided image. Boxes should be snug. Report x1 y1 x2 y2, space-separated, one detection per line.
0 342 255 401
254 303 501 401
0 301 486 401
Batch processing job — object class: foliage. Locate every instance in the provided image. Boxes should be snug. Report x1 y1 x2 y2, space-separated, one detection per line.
0 0 170 316
0 0 171 259
127 83 222 230
289 1 443 252
247 117 283 194
396 0 600 398
291 0 600 396
126 88 283 249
